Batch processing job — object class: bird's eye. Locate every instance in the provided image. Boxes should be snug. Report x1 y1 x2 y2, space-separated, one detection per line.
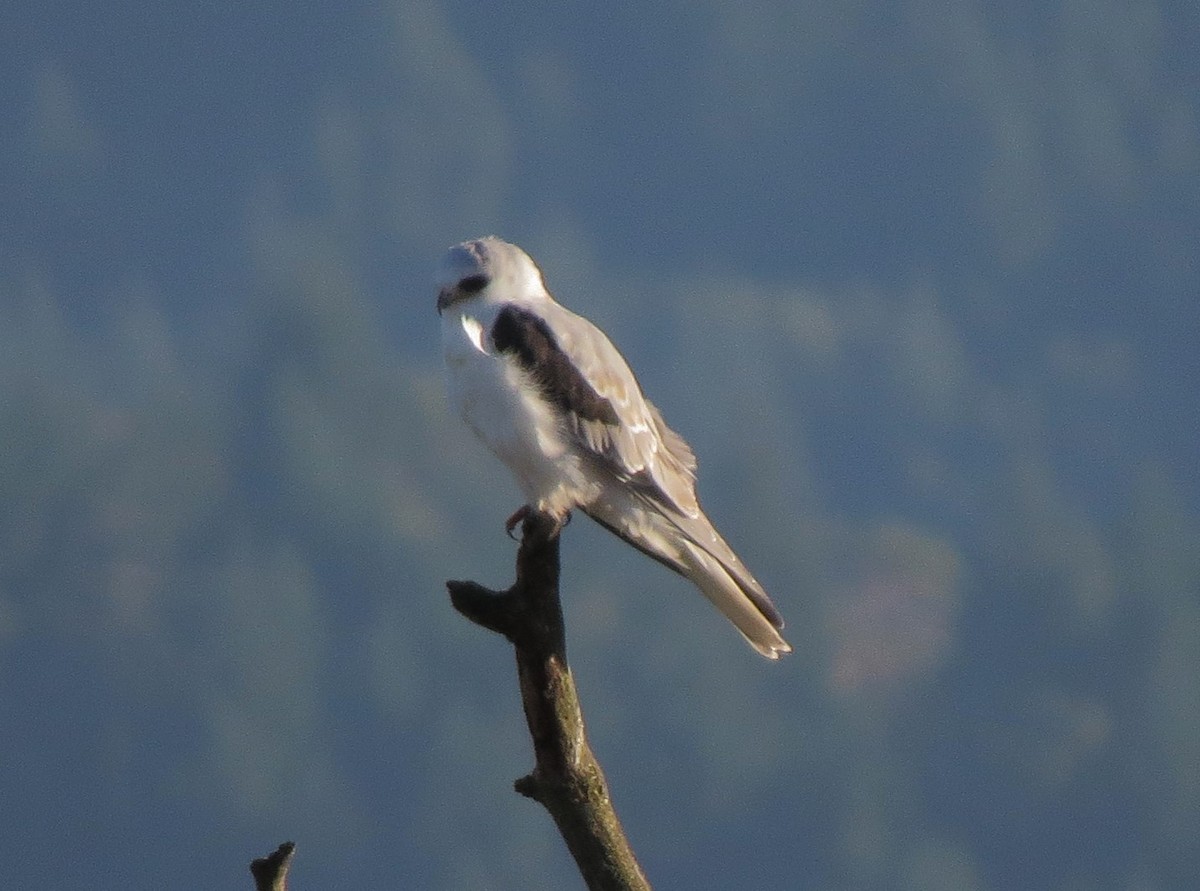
458 274 489 294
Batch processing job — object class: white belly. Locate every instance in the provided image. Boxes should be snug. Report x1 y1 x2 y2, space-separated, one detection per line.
442 310 599 514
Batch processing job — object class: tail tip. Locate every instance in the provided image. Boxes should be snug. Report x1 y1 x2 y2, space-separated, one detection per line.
752 637 793 661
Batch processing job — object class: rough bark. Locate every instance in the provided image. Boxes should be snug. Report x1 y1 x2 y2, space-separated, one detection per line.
447 512 651 891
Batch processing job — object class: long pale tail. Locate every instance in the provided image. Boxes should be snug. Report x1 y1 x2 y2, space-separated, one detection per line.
677 539 792 660
583 498 792 660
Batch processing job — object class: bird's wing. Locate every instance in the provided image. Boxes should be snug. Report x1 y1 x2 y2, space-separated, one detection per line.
491 300 786 642
491 302 698 516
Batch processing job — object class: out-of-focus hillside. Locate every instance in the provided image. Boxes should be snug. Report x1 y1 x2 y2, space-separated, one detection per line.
1 2 1197 888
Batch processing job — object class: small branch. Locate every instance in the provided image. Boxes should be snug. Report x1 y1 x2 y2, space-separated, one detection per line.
250 842 295 891
448 512 651 891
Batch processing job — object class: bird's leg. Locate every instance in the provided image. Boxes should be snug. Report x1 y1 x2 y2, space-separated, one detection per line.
505 505 531 539
544 510 572 537
506 506 572 540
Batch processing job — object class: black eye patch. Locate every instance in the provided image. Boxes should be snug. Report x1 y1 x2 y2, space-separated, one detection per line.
458 274 489 294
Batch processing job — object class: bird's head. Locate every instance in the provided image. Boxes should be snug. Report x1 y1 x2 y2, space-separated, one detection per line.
436 236 549 315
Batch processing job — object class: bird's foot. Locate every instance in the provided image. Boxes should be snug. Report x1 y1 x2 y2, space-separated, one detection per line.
544 510 573 538
505 505 531 539
505 506 572 540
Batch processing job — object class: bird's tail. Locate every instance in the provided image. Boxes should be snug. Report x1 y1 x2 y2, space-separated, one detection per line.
677 539 792 660
584 499 792 660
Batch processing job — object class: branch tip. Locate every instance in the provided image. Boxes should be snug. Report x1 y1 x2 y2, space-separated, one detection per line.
250 841 295 891
447 579 518 637
514 773 543 801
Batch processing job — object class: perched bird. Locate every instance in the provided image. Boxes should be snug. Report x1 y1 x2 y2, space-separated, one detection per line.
437 236 791 659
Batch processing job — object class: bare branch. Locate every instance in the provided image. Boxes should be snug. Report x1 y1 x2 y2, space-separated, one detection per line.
250 842 295 891
448 512 651 891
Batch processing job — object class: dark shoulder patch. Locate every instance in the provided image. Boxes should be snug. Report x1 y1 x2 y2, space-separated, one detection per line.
492 306 619 425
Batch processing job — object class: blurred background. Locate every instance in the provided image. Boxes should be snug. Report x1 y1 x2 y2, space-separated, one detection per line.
2 1 1197 888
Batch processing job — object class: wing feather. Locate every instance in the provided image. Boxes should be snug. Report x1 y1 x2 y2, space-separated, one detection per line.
494 301 699 516
541 301 700 516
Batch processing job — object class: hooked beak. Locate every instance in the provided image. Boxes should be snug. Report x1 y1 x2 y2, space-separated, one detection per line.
436 287 452 315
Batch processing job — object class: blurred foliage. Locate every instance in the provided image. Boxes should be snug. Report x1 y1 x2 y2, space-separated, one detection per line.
2 1 1198 889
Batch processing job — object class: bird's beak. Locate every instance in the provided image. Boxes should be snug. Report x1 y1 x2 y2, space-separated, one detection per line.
436 287 452 315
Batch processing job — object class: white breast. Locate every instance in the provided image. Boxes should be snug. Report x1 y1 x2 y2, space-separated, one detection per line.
441 308 599 514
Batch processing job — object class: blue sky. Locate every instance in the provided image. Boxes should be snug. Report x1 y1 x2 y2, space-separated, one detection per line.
2 2 1198 888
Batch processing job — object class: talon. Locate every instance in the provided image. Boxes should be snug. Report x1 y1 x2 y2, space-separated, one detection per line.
505 505 531 539
543 510 572 539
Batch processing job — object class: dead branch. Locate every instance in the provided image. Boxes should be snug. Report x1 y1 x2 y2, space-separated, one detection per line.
447 511 651 891
250 841 295 891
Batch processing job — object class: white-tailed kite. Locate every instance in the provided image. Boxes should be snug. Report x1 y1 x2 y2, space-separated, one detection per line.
437 236 791 660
